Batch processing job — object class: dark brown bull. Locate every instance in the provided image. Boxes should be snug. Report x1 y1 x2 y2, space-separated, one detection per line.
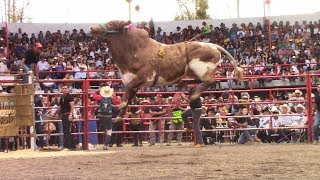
90 20 243 121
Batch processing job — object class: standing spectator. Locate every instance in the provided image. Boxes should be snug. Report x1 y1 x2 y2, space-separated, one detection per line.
129 98 144 147
109 95 123 148
18 42 42 83
34 94 45 150
226 69 234 90
166 102 185 146
312 85 320 144
149 94 167 146
58 84 75 150
181 84 204 148
96 85 114 150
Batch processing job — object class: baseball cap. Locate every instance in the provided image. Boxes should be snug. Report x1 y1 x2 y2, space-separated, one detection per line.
35 42 42 49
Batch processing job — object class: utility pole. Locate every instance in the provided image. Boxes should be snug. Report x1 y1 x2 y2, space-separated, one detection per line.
126 0 132 21
237 0 240 18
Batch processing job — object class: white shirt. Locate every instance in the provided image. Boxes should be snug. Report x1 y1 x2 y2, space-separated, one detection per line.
38 61 50 71
74 71 87 79
95 60 103 67
310 58 317 69
43 78 54 87
291 114 306 126
278 114 292 126
259 116 271 128
0 62 8 73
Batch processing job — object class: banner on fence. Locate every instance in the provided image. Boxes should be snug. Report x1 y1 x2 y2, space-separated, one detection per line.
0 84 35 136
0 95 18 136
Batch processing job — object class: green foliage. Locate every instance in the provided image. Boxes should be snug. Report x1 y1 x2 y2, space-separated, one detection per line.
5 0 31 23
175 0 210 20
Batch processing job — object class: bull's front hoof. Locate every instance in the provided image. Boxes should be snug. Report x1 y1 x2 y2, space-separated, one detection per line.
119 101 128 109
114 116 123 123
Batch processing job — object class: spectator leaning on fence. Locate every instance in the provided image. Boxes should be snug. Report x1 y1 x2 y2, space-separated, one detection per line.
18 42 42 83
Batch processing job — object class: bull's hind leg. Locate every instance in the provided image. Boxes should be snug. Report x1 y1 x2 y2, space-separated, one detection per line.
188 59 217 101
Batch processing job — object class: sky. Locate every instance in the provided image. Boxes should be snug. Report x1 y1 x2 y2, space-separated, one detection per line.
1 0 320 23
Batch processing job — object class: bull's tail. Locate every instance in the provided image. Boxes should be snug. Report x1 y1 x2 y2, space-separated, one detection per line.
215 44 244 81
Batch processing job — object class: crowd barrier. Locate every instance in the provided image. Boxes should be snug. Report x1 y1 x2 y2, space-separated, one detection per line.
0 70 317 150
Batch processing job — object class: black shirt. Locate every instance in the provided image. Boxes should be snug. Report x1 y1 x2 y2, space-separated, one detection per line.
59 94 74 114
34 95 43 120
150 105 165 117
315 93 320 112
200 116 217 129
23 49 40 65
189 87 202 109
236 116 256 127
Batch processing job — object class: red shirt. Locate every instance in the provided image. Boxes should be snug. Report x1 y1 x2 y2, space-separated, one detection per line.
92 92 103 102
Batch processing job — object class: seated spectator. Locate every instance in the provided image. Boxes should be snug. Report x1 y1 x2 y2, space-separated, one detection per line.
74 64 87 89
38 57 50 79
234 107 261 144
0 57 8 73
42 74 55 93
200 108 217 145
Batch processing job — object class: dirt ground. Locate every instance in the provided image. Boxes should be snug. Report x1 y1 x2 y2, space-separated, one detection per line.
1 143 320 179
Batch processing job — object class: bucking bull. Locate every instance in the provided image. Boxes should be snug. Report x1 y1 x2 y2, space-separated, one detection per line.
90 20 243 121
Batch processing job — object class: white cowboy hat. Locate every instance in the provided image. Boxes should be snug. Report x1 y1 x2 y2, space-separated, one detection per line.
270 106 280 113
100 86 114 98
294 90 302 96
295 104 306 111
140 99 150 104
279 104 291 113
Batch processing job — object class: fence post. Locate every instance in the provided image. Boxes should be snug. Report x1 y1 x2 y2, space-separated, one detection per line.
306 73 313 142
82 80 89 150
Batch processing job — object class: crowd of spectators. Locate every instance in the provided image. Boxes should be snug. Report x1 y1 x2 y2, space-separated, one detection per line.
0 18 319 149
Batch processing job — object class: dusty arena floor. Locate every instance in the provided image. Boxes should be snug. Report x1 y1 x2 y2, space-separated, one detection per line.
1 143 320 179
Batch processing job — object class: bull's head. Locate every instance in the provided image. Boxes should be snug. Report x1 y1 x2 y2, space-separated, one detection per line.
90 20 131 38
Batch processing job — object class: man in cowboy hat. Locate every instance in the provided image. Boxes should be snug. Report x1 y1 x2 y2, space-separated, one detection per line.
279 104 292 126
96 85 114 150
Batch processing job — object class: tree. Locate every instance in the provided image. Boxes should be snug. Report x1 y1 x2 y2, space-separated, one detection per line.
5 0 31 23
175 0 210 20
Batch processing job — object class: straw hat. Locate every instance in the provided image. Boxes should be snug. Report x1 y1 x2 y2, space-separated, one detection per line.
140 99 150 104
279 104 291 113
294 89 302 96
270 106 279 112
100 86 114 98
295 104 306 111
